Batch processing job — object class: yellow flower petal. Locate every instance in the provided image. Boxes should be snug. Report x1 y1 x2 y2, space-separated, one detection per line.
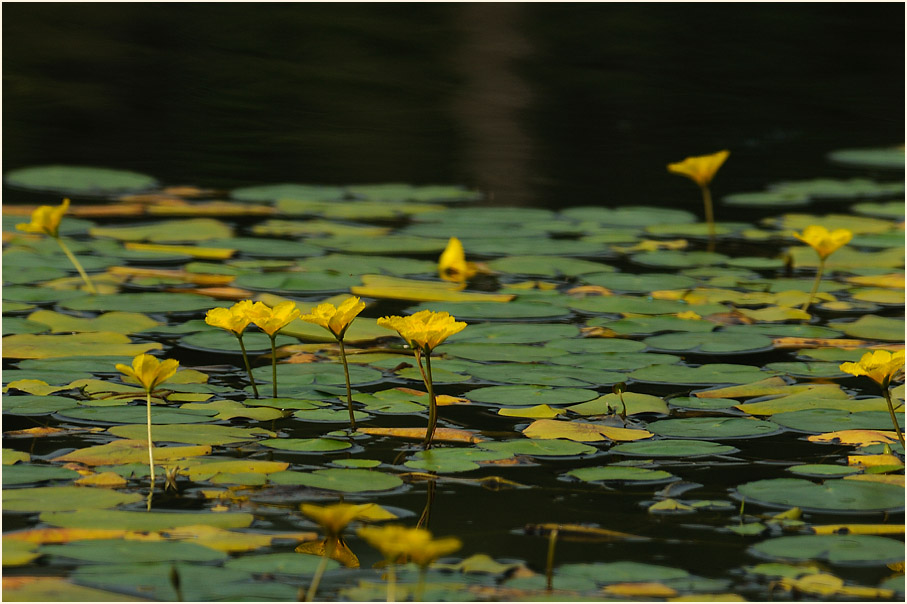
116 353 179 393
205 300 254 336
377 310 466 353
439 237 476 283
248 300 301 336
793 225 853 260
358 524 460 566
840 349 905 389
299 296 366 340
667 150 729 187
300 502 376 538
15 198 70 238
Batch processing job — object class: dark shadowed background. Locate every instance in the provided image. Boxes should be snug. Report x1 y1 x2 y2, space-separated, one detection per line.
3 3 904 207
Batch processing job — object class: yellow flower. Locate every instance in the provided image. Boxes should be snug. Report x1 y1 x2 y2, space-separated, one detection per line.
840 350 905 390
439 237 477 283
667 150 730 188
301 502 376 538
248 300 300 336
16 198 70 238
377 310 466 353
300 296 366 340
116 353 179 393
205 300 255 336
358 525 460 566
793 225 853 260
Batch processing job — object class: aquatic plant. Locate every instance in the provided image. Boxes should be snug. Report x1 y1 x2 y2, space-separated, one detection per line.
358 524 461 602
300 502 376 601
300 296 367 430
16 198 97 293
793 225 853 313
377 310 467 446
115 354 179 492
667 150 730 249
248 300 300 397
438 236 476 283
205 300 259 398
840 349 905 446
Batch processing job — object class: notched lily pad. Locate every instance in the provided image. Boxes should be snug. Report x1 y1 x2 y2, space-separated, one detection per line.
735 478 905 512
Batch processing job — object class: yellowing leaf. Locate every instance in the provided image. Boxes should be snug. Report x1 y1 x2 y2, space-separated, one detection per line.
844 474 905 487
357 427 483 444
778 573 894 599
846 273 905 289
603 582 678 597
185 460 289 481
696 377 789 398
2 332 162 359
53 440 211 466
525 523 639 541
738 306 811 322
27 309 161 334
147 201 275 217
808 430 900 446
522 418 652 442
352 274 513 303
123 241 235 259
5 379 69 395
108 266 235 286
848 453 904 468
648 499 694 512
161 524 316 553
498 404 566 419
4 527 128 544
811 524 905 535
772 337 874 350
75 472 128 487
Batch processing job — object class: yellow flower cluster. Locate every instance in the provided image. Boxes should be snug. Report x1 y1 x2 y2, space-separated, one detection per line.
377 310 467 353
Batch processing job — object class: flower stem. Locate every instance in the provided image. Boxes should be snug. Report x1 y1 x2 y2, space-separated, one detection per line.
235 334 259 398
422 353 437 448
700 185 716 252
386 560 397 603
338 339 356 431
881 387 905 447
800 257 825 313
416 565 427 602
146 390 155 508
305 538 337 602
269 335 278 398
546 527 558 591
55 236 97 294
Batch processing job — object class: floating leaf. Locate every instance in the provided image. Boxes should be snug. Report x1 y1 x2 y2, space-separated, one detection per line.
466 385 597 407
736 478 905 512
568 466 674 483
268 468 403 492
523 418 652 442
224 551 337 575
568 393 669 416
53 440 211 466
358 427 483 444
612 440 738 457
405 447 512 473
2 332 162 359
259 438 351 452
829 315 905 341
498 404 566 419
5 165 156 194
644 331 773 354
751 534 905 564
62 292 228 313
647 418 781 439
771 409 902 433
630 364 771 385
40 539 227 563
108 424 274 445
41 509 253 531
352 274 512 303
479 438 597 457
3 486 143 512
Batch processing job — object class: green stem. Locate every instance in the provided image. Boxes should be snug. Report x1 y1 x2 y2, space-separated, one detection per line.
338 338 356 431
700 185 716 252
269 335 278 398
305 538 337 602
55 236 97 294
386 560 397 603
417 478 436 529
236 334 259 398
422 352 437 448
416 565 427 602
800 257 825 314
881 387 905 448
146 390 155 508
546 527 558 592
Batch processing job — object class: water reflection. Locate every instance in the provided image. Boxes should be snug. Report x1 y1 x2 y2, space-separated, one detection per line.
3 3 902 207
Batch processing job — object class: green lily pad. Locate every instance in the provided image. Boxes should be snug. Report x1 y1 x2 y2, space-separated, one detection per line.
827 146 906 169
764 362 847 379
268 468 403 492
561 206 697 227
230 183 347 202
299 253 434 276
350 183 481 203
567 466 674 483
631 250 729 269
224 552 339 575
611 440 739 457
788 464 861 477
4 165 156 194
771 409 903 433
41 509 253 530
629 363 772 385
668 396 738 410
488 255 614 277
311 235 445 255
589 315 717 336
442 343 566 363
852 200 905 219
447 323 579 344
546 338 647 353
206 236 324 257
468 363 623 387
59 407 214 424
409 300 570 320
751 534 905 564
251 362 382 386
2 285 93 304
568 392 669 416
62 292 229 313
771 178 904 199
736 478 905 512
570 295 725 316
41 539 226 563
722 190 811 207
26 310 161 334
580 272 697 293
647 418 781 439
2 464 81 485
3 394 81 415
644 331 773 354
829 315 905 341
292 407 372 422
405 447 513 473
3 485 143 512
260 438 351 452
180 330 295 353
90 218 233 242
559 560 689 583
2 332 161 359
234 271 359 293
479 438 597 457
466 385 598 407
467 237 603 257
108 424 275 445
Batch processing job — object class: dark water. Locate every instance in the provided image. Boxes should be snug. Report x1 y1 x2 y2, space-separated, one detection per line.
3 3 904 207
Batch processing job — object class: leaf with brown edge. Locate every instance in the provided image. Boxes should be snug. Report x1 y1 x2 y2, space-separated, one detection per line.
53 440 211 466
844 474 905 487
124 242 235 259
357 427 484 443
807 429 900 446
772 337 878 350
108 266 235 286
524 523 641 541
603 582 678 598
4 527 129 544
810 524 905 536
522 418 652 442
161 524 317 553
75 471 128 487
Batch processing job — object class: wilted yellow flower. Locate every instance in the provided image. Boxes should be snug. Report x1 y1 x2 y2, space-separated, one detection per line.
439 237 477 283
793 225 853 260
116 354 179 393
840 350 905 390
377 310 466 353
300 297 366 340
16 198 70 238
358 525 460 566
301 502 376 538
667 150 730 188
248 300 300 336
205 300 255 336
